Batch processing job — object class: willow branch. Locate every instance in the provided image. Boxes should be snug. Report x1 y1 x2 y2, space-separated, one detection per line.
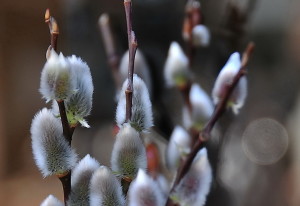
58 173 71 205
166 42 255 206
57 101 72 144
179 0 202 113
98 13 121 89
124 0 138 122
183 0 201 66
45 9 59 52
45 9 73 205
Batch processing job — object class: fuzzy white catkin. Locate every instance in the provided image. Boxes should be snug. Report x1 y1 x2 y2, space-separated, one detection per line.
174 148 212 206
183 83 214 129
192 25 211 47
90 166 125 206
119 49 152 96
40 50 75 102
67 154 100 206
164 42 190 87
111 123 147 178
64 55 94 128
128 169 166 206
30 108 77 177
190 84 214 118
50 55 93 128
116 74 153 132
166 126 191 170
212 52 247 114
40 195 64 206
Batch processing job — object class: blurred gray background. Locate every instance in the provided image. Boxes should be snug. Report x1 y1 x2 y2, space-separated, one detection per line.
1 0 300 205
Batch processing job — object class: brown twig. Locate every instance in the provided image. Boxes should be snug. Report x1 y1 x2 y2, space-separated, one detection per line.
165 42 255 206
183 0 202 66
178 0 202 118
45 9 59 51
98 14 121 90
121 178 131 195
45 9 73 205
118 0 138 196
57 101 72 144
58 173 71 204
124 0 138 122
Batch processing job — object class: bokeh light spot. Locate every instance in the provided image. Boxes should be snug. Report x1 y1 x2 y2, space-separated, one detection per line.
242 118 289 165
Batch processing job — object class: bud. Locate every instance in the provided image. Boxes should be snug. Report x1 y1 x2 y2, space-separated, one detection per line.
45 9 50 23
192 25 210 47
30 108 77 177
64 55 94 128
128 169 166 206
40 195 63 206
119 49 152 95
116 74 153 132
164 42 190 87
90 166 125 206
173 148 212 206
50 17 59 35
166 126 191 170
40 50 75 102
212 52 247 114
183 83 214 130
67 154 100 206
111 123 147 179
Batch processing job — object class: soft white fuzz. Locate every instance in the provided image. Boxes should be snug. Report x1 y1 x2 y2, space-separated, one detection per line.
174 148 212 206
67 154 100 206
156 174 170 197
40 50 75 102
190 84 214 119
40 195 63 206
64 55 94 127
111 123 147 178
128 169 166 206
166 126 191 170
192 25 210 47
212 52 247 114
90 166 125 206
183 83 214 129
164 42 190 87
31 108 77 177
182 106 193 130
116 74 153 132
119 49 152 95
